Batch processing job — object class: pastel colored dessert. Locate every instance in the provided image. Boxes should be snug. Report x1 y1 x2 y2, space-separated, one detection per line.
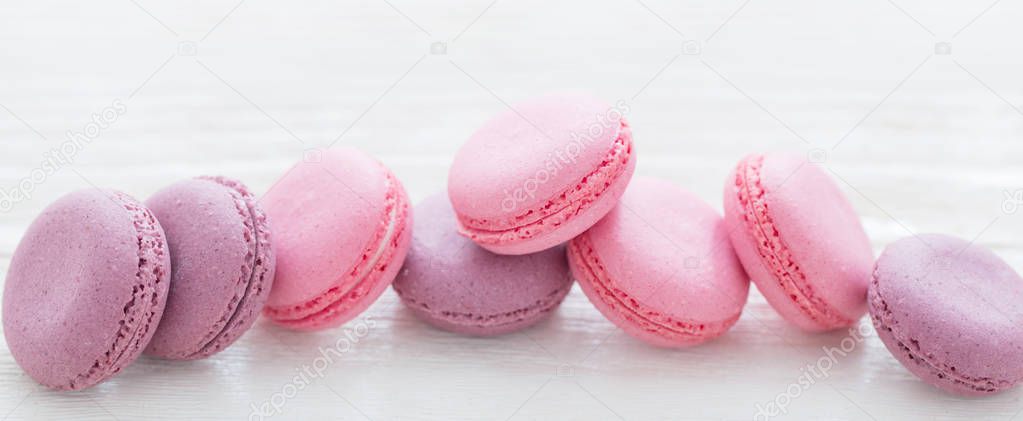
448 93 637 255
2 190 170 390
393 193 573 336
723 153 873 332
144 176 275 359
262 148 412 331
869 234 1023 396
568 177 749 347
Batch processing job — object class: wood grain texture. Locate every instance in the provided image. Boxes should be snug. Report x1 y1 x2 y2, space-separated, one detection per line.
1 0 1022 419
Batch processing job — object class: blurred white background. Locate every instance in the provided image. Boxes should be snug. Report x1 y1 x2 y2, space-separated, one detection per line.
1 1 1021 419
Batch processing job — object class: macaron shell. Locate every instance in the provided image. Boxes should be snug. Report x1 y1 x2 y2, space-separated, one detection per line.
449 94 624 221
192 176 275 354
278 198 412 331
571 177 749 347
392 193 573 336
2 190 170 390
473 153 635 256
263 148 391 309
724 154 873 331
144 177 275 359
869 234 1023 395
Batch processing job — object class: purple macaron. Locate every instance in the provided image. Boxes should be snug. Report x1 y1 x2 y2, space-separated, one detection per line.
144 176 275 360
392 193 573 336
3 189 171 390
869 234 1023 395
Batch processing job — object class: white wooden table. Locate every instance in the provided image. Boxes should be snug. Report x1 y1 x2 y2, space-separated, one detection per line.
1 1 1022 419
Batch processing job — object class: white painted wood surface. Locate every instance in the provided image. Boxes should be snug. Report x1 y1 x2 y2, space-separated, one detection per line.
1 1 1022 419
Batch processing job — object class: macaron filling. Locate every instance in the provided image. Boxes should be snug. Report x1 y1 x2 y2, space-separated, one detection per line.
264 173 409 328
457 120 633 245
734 155 851 329
868 269 1014 393
188 177 273 358
568 234 739 342
76 191 168 389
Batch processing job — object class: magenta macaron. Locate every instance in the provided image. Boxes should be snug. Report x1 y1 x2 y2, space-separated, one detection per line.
869 234 1023 395
261 148 412 331
568 177 750 348
393 193 573 336
3 190 170 390
448 93 636 255
144 176 275 359
723 153 874 332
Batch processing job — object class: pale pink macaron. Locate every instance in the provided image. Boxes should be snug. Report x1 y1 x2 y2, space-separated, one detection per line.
449 94 636 255
723 153 874 332
569 177 750 347
261 148 413 331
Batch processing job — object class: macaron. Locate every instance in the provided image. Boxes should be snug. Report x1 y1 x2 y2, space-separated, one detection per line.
568 177 749 348
869 234 1023 396
723 153 873 332
144 176 275 359
3 189 170 390
448 93 636 255
393 193 573 336
262 148 412 331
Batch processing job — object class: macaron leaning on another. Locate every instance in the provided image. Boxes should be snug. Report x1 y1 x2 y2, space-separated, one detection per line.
568 177 750 348
3 189 170 390
393 193 573 336
144 176 275 359
448 93 637 255
261 148 413 331
723 153 874 332
869 234 1023 396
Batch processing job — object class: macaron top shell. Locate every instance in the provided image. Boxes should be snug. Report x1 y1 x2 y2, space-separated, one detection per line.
145 176 275 359
724 153 873 331
2 189 170 390
870 234 1023 395
449 94 625 222
448 94 636 254
393 194 573 336
570 177 749 347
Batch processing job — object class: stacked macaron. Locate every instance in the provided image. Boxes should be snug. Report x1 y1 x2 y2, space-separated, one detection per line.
393 94 634 335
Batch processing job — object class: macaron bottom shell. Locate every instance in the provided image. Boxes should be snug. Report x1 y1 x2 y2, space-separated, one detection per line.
569 234 740 348
396 283 572 337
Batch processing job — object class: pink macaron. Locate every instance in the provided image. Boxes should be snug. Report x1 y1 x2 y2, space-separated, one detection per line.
568 177 750 348
393 193 573 336
144 176 275 359
261 148 412 331
723 153 873 332
870 234 1023 395
3 189 170 390
448 94 636 255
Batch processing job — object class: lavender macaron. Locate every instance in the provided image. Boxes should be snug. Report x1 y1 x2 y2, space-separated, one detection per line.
3 190 170 390
144 176 275 360
869 234 1023 395
393 193 573 336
